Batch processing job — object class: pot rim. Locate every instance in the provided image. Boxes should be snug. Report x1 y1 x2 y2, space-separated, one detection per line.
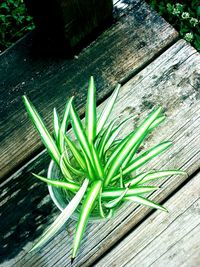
47 160 63 212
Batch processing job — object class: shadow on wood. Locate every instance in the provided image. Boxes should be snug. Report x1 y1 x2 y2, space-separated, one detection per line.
24 0 113 57
0 154 59 262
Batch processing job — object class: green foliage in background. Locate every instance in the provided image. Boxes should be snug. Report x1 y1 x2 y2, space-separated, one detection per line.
147 0 200 51
0 0 34 53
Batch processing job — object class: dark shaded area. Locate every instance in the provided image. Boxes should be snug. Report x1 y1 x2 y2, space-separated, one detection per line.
0 153 58 262
24 0 113 58
24 0 66 57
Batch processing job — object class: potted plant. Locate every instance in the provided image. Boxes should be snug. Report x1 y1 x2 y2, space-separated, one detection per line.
23 77 185 262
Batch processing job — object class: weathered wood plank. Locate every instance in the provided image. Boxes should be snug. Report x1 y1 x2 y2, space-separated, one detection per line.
95 172 200 267
0 0 178 179
1 40 200 267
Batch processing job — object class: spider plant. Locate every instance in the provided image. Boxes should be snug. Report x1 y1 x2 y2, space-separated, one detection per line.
23 76 186 262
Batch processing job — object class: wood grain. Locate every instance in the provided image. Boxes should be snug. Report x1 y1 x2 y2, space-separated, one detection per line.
1 40 200 267
0 0 178 179
95 172 200 267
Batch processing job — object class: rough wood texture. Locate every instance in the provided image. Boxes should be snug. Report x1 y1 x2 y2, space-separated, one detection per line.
95 172 200 267
24 0 113 51
1 40 200 267
0 0 178 180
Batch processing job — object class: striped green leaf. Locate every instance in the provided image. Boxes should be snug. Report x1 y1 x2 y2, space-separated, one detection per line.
104 130 135 171
59 151 74 181
104 107 163 186
103 116 134 155
80 149 95 181
124 171 154 187
99 189 114 219
22 96 60 165
91 144 104 179
121 142 138 169
58 97 73 153
124 195 168 212
53 108 60 142
32 173 79 193
98 118 118 158
121 116 166 168
104 186 130 209
101 186 159 199
61 150 84 176
86 76 97 144
119 168 124 188
29 178 89 252
97 84 121 135
70 102 94 168
64 135 86 171
72 180 102 260
105 113 164 171
138 170 187 184
148 115 166 132
112 141 173 181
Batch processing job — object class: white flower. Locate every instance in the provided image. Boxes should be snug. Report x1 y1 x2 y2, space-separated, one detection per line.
182 12 190 19
190 18 198 27
184 32 194 42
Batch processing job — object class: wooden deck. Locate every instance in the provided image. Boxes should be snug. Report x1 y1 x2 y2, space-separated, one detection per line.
0 0 199 266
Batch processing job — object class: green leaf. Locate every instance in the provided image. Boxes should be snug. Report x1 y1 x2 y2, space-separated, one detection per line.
97 84 120 135
61 150 84 177
82 149 96 180
29 178 89 252
124 171 154 187
112 141 172 181
99 189 114 219
103 116 134 154
138 170 187 184
22 95 60 165
104 130 134 171
120 115 166 169
64 135 87 171
59 150 74 181
53 108 60 141
58 97 73 153
32 173 80 193
124 195 168 212
104 186 130 209
98 118 118 158
70 102 95 168
105 113 164 171
104 107 163 186
119 168 124 188
70 102 103 179
148 115 166 131
91 144 104 179
72 180 102 260
101 186 159 199
85 76 97 144
121 142 138 169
